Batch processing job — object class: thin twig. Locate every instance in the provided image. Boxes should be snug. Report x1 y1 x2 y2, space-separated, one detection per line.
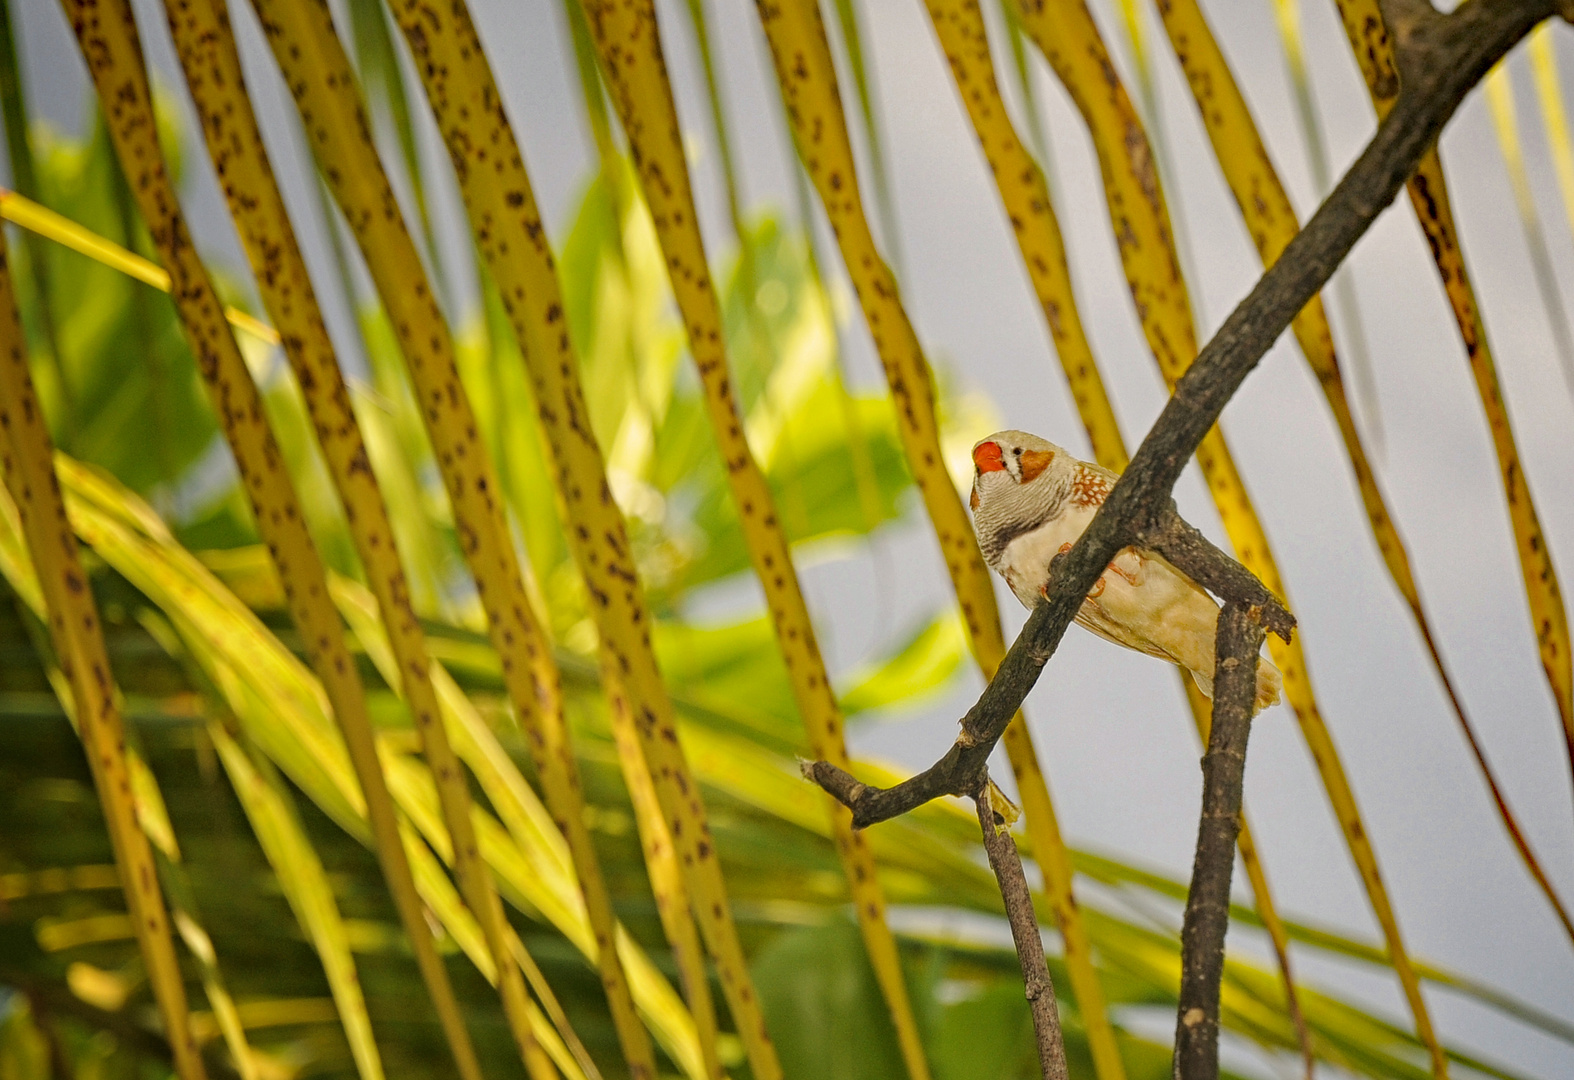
803 0 1555 830
1172 603 1266 1080
974 776 1070 1080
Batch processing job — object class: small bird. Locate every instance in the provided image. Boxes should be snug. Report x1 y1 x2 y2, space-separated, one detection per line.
970 430 1281 714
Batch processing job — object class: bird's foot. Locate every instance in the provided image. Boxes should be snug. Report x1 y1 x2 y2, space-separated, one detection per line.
1106 548 1142 587
1053 542 1137 599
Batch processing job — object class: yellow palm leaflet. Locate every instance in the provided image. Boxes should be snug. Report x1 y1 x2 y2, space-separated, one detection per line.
394 829 589 1080
753 0 991 647
190 583 576 1080
1485 62 1537 240
53 1 488 1075
0 228 208 1080
605 663 727 1080
1268 0 1387 457
1012 0 1190 376
749 2 1124 1075
678 0 845 557
0 189 276 346
825 0 905 277
365 0 725 1067
1529 25 1574 245
158 0 553 1072
1155 0 1573 944
208 724 385 1080
0 520 262 1080
238 0 653 1071
920 0 1124 468
577 0 923 1071
1333 0 1572 839
41 612 262 1080
1011 0 1447 1073
1484 58 1574 404
328 579 601 1080
676 0 889 553
376 0 790 1064
48 454 704 1080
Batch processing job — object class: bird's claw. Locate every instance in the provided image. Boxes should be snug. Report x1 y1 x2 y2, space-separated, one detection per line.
1050 541 1134 600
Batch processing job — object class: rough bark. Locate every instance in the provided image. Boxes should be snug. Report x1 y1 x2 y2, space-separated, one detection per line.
1172 603 1266 1080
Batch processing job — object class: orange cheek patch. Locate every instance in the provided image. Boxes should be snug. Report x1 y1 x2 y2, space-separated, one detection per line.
1018 449 1054 484
970 486 980 511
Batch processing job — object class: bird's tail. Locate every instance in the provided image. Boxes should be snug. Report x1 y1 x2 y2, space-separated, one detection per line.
1189 655 1282 716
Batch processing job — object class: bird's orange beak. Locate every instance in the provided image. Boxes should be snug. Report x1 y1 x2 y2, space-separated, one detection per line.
973 440 1005 473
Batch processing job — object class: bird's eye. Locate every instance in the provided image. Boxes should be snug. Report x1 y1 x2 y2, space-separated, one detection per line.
1013 448 1023 456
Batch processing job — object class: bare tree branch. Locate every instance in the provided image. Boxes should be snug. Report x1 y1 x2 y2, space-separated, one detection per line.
1172 603 1267 1080
1136 513 1293 641
974 777 1069 1080
803 0 1555 830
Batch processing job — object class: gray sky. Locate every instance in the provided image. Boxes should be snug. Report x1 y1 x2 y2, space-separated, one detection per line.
7 0 1574 1074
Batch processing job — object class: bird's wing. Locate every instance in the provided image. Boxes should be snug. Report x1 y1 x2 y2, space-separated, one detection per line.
1073 602 1182 665
1080 460 1122 486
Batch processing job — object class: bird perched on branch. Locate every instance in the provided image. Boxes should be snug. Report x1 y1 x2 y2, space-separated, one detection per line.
969 430 1281 714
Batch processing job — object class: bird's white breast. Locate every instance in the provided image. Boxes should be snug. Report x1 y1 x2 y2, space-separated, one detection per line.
993 505 1099 611
992 504 1217 668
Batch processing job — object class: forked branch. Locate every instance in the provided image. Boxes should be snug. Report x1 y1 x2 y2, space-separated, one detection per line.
803 0 1556 831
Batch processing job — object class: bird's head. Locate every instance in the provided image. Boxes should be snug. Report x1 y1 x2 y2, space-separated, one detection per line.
969 430 1073 552
970 429 1062 500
